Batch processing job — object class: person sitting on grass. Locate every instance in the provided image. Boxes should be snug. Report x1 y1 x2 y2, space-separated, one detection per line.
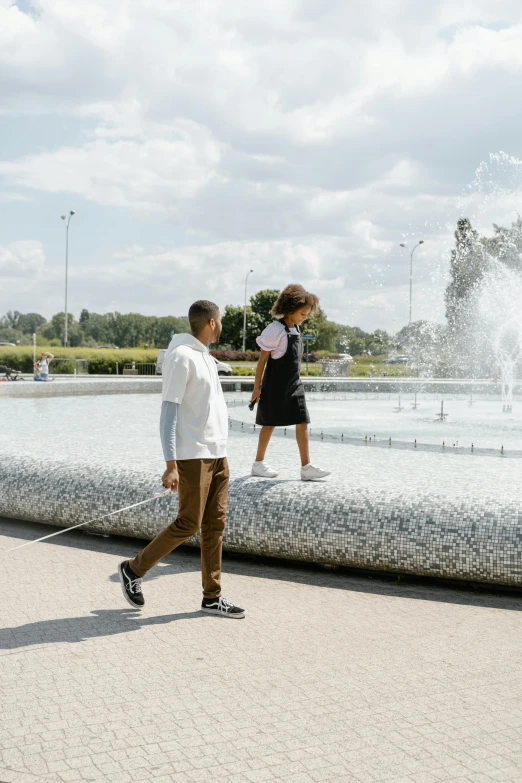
34 352 54 382
249 284 331 481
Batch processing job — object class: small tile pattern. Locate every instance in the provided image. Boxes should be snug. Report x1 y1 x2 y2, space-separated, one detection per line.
1 375 516 398
1 443 521 585
2 386 522 587
2 516 522 783
0 377 161 397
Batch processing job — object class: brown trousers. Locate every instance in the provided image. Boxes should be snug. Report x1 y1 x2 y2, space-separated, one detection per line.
129 458 229 598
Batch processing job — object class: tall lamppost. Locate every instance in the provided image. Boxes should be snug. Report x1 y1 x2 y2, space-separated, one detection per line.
242 269 254 353
399 240 425 324
61 210 76 347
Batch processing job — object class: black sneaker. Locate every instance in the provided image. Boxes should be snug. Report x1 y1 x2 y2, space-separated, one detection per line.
201 597 245 619
118 560 144 608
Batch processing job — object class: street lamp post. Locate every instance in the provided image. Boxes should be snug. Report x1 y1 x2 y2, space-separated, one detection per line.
399 240 425 323
61 210 76 347
242 269 254 353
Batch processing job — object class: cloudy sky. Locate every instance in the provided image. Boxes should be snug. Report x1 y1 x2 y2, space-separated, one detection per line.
1 0 522 332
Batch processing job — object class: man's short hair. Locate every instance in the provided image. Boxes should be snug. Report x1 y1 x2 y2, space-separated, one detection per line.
188 300 220 334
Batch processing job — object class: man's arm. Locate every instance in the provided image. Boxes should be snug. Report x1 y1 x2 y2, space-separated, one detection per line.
46 352 55 362
160 401 180 491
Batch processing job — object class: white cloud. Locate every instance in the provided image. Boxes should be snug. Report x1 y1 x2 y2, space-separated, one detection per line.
0 122 223 213
359 294 394 311
1 2 522 331
0 240 45 278
0 192 31 202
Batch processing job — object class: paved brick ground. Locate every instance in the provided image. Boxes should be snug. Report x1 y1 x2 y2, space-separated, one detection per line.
1 517 522 783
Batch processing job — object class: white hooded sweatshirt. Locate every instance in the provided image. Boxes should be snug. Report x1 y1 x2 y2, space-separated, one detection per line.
161 333 228 460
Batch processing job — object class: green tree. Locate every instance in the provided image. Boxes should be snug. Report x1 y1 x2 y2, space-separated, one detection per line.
249 289 280 332
41 312 79 345
305 308 339 351
348 337 365 355
393 320 445 355
483 215 522 271
334 324 389 355
220 305 245 349
220 291 279 351
445 218 487 330
335 324 355 353
0 311 45 343
39 310 190 348
0 326 23 344
78 310 113 345
219 305 260 351
1 310 22 330
16 313 47 334
367 329 390 356
110 313 148 347
248 289 339 351
155 316 190 347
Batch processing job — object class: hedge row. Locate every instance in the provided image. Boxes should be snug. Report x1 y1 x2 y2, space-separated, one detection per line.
230 365 322 377
211 350 260 362
1 345 363 376
0 346 158 374
211 349 341 363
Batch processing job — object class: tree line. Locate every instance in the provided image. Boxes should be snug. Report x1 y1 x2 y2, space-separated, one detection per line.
0 310 190 349
3 218 515 373
220 289 390 354
0 293 391 355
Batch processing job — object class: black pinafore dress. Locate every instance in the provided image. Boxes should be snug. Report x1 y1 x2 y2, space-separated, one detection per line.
256 320 310 427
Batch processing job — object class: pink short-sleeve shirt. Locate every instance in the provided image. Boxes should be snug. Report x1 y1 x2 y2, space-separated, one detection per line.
256 321 298 359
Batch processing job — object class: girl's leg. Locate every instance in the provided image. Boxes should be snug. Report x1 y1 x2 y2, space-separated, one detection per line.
296 423 311 467
256 426 275 461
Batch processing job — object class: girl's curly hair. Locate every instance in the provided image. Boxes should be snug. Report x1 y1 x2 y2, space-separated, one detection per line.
271 284 320 318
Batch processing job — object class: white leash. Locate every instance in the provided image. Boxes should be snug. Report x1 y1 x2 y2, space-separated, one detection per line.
4 486 173 553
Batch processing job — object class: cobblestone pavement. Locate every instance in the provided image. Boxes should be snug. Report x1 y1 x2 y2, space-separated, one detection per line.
1 518 522 783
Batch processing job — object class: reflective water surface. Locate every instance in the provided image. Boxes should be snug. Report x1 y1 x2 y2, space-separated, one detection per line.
3 391 522 457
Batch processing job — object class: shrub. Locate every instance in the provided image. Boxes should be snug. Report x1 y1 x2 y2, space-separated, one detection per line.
301 365 322 376
352 354 386 365
231 364 322 377
211 350 261 362
210 349 341 363
0 346 159 374
52 360 80 374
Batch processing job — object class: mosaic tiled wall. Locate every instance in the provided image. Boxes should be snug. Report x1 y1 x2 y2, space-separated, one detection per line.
1 376 515 397
0 378 161 397
1 453 520 586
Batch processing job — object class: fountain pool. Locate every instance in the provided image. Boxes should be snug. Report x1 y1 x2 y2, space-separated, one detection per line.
4 392 522 458
1 390 521 586
235 393 522 453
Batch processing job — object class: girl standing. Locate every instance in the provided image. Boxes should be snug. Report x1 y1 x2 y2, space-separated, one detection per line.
250 284 331 480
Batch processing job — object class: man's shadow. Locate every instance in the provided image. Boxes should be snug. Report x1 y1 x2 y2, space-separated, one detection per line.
0 608 203 652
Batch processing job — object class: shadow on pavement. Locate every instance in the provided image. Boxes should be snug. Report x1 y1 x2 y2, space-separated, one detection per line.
2 516 522 613
0 608 204 651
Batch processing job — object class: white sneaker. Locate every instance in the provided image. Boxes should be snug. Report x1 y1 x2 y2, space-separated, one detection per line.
251 461 279 478
301 464 331 481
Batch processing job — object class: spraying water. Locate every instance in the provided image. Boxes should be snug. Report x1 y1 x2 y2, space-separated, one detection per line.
474 263 522 411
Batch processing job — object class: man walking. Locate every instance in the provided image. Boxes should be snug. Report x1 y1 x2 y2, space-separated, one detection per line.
118 300 245 618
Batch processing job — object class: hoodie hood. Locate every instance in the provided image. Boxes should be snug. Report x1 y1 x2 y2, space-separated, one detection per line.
168 333 208 352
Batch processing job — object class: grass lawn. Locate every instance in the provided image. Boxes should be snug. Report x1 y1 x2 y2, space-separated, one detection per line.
229 358 414 378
